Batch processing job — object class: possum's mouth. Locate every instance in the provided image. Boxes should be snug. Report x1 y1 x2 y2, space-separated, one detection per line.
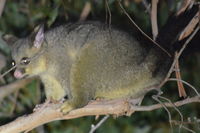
14 69 27 79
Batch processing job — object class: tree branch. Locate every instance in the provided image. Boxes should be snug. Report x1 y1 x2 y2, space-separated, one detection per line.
89 115 109 133
0 96 199 133
0 78 34 101
132 96 200 111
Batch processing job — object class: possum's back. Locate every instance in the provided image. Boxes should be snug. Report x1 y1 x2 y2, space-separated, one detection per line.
56 22 172 100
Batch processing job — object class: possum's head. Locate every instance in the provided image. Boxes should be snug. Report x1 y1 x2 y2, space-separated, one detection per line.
4 25 47 79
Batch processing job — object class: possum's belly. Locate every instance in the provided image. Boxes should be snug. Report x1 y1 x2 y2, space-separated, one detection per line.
94 74 160 99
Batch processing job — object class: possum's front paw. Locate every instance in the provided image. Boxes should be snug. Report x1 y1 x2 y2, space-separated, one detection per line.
60 101 74 114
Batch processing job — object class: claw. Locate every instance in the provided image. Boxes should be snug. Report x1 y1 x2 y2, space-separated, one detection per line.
60 101 74 114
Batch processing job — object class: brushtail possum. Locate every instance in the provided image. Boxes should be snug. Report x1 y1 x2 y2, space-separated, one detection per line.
2 2 198 113
5 21 172 113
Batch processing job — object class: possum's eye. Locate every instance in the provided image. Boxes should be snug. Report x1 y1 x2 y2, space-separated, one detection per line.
20 57 30 65
11 60 16 66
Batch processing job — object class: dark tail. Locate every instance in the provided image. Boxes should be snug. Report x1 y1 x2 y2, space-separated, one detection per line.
155 5 199 55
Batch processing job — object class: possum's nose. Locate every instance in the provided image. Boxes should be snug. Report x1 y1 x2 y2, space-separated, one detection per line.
14 69 25 79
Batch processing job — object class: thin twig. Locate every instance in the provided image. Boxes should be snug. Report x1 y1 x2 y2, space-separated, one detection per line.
176 0 194 16
0 65 16 79
171 120 196 133
142 0 151 15
179 12 199 40
151 0 159 40
181 126 196 133
8 91 19 115
0 78 34 101
117 0 171 57
89 115 109 133
152 95 173 132
175 52 187 97
157 95 184 133
79 1 91 21
160 26 200 87
168 78 200 96
0 0 6 17
105 0 112 26
177 26 199 58
133 96 200 111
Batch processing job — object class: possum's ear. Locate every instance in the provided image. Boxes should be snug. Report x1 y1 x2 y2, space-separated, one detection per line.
2 34 18 46
31 24 45 49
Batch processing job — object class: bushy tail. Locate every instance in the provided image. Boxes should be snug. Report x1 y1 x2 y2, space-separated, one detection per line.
155 5 199 55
